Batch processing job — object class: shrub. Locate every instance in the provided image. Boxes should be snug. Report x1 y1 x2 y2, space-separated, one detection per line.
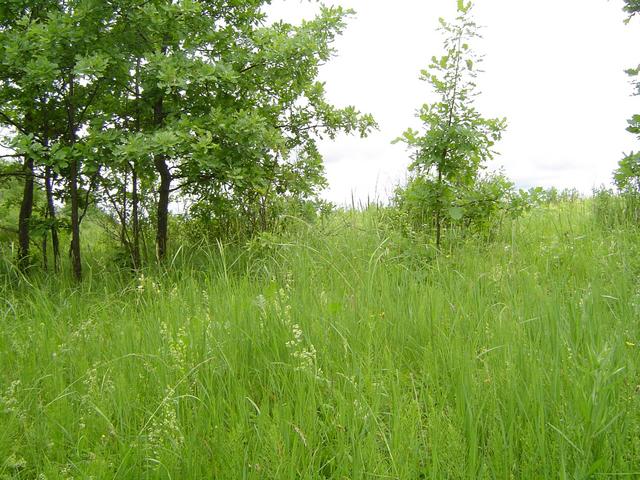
393 172 518 240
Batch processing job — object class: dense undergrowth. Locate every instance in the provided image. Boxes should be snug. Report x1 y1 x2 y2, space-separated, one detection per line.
1 199 640 479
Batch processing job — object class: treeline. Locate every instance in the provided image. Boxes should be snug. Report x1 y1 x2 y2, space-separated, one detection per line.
0 0 375 280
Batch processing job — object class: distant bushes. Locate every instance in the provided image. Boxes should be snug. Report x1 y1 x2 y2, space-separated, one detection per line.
592 188 640 227
177 194 334 246
593 152 640 227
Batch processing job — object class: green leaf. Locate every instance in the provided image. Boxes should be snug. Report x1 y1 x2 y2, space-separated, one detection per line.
153 131 180 151
457 0 470 13
73 53 109 78
448 206 464 220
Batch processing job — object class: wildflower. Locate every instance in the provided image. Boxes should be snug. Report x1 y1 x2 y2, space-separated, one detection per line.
4 453 27 470
255 294 267 312
0 380 22 416
160 323 188 375
257 278 322 376
136 274 146 292
70 318 95 342
147 386 184 459
284 321 318 373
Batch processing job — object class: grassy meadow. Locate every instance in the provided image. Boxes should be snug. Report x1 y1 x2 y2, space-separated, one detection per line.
1 201 640 479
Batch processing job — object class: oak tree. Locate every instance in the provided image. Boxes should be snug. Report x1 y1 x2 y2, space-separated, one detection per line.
395 1 505 247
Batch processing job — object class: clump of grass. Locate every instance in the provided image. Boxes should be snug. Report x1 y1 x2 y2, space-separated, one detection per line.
1 202 639 478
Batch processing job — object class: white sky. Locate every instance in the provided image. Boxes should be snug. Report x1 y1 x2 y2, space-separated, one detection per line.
268 0 640 205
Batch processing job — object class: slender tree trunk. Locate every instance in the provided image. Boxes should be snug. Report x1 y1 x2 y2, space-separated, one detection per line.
120 168 128 249
42 230 48 271
70 158 81 280
153 96 171 262
18 156 34 270
45 166 60 272
131 58 142 269
68 75 82 281
131 166 141 269
154 155 170 261
141 226 149 265
434 33 462 251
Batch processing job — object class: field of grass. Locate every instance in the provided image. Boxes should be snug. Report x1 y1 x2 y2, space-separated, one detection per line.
1 202 640 479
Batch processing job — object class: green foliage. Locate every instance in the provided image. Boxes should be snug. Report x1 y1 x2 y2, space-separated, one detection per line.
617 1 640 199
394 2 506 246
615 114 640 196
0 0 375 275
512 186 581 210
0 166 21 242
593 187 640 226
614 151 640 192
624 0 640 20
394 172 520 238
180 193 334 245
167 5 376 231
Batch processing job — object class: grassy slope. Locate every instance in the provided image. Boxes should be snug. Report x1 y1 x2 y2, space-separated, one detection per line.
1 202 639 479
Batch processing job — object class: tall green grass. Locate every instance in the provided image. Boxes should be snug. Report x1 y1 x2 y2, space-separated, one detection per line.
1 202 639 479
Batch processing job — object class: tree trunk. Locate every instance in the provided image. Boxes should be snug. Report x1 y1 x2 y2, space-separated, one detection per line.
45 166 60 272
120 168 128 250
131 166 141 269
131 59 142 269
69 157 81 280
17 156 34 270
42 229 47 271
154 155 170 261
68 75 82 281
153 96 171 262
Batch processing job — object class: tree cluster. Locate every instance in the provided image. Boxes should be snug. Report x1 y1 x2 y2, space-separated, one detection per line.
0 0 375 279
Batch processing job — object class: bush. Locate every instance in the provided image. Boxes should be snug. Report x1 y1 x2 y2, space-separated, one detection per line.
178 193 333 246
392 172 519 240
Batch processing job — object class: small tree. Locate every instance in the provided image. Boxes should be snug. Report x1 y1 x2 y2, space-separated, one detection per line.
0 1 117 278
394 1 506 247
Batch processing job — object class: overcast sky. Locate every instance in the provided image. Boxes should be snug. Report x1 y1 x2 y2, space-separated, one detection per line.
268 0 640 205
